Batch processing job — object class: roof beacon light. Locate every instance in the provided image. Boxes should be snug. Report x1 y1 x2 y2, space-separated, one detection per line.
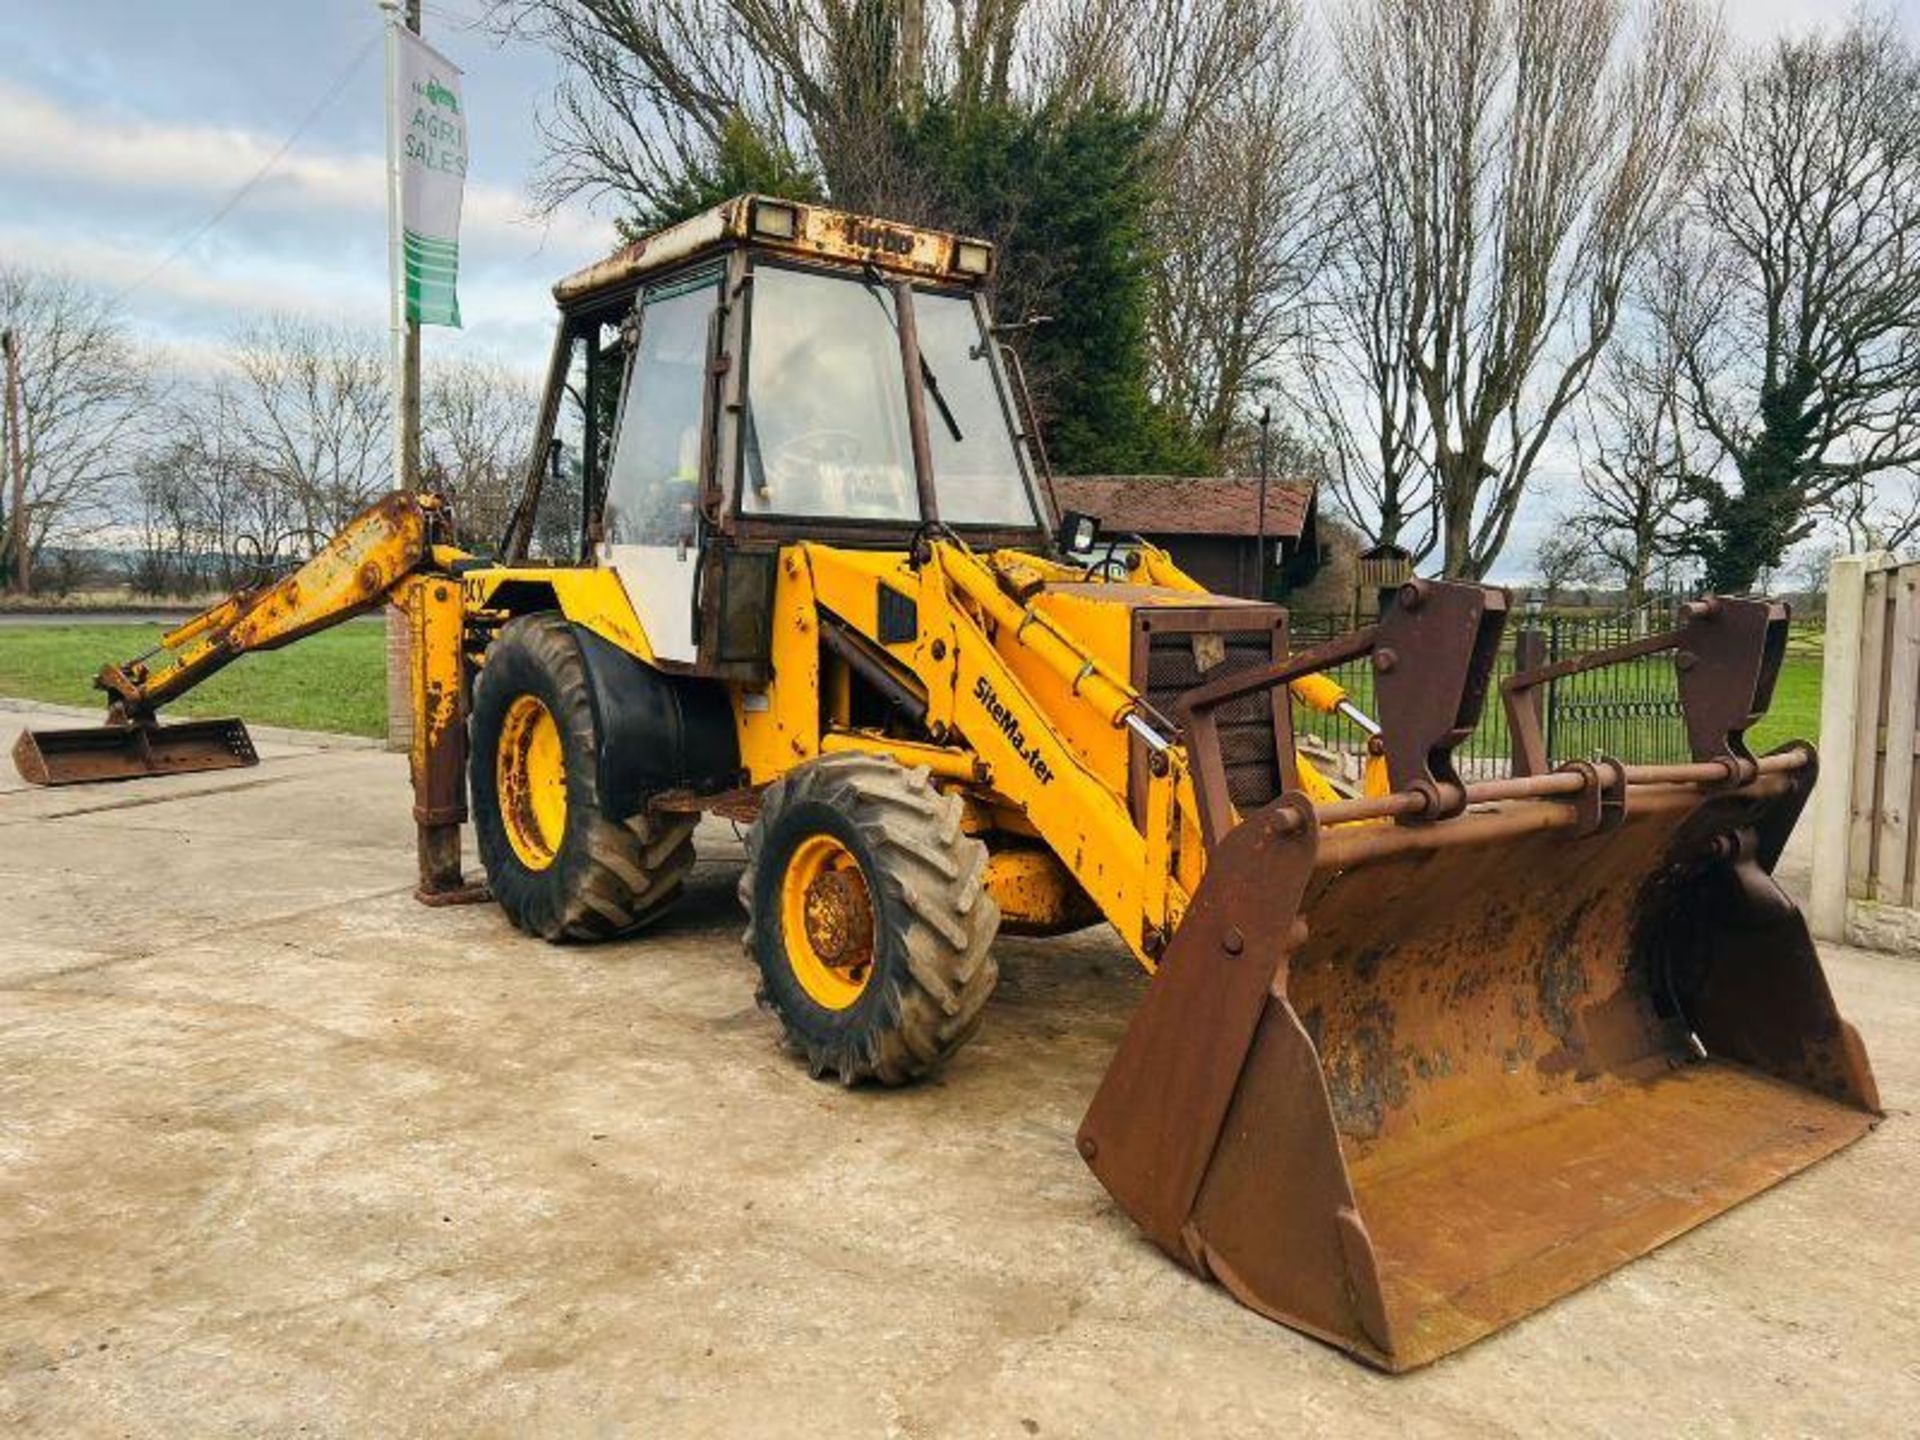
752 199 799 241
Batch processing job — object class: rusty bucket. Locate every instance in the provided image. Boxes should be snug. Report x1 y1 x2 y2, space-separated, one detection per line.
12 716 257 786
1082 578 1880 1372
1079 757 1880 1371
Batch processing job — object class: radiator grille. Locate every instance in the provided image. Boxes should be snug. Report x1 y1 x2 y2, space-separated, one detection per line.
1143 627 1282 810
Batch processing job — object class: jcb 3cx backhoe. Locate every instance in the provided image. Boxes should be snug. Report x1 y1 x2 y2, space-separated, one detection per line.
14 197 1880 1371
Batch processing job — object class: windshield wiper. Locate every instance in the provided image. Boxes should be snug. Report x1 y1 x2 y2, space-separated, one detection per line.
860 263 964 444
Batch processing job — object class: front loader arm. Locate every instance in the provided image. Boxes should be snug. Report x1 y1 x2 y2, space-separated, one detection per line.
911 543 1191 965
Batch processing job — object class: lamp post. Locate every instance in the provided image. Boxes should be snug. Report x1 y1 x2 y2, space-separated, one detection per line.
1256 405 1271 601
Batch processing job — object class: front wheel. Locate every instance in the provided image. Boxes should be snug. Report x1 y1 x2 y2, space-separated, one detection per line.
740 753 1000 1084
469 613 694 941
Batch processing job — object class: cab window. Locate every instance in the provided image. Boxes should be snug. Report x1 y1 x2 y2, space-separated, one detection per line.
914 290 1038 528
603 271 718 546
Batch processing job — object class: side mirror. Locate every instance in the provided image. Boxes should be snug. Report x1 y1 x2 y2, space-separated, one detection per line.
1058 510 1100 556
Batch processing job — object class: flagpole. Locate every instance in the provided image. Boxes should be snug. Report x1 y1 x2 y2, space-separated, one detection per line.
381 0 422 496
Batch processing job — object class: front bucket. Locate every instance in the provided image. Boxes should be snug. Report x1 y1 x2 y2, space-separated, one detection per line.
12 716 258 786
1079 763 1880 1371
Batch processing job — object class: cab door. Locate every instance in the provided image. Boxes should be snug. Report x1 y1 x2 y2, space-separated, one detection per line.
598 269 721 664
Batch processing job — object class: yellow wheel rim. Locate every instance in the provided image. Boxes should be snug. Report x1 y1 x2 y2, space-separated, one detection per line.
779 834 877 1010
498 694 567 871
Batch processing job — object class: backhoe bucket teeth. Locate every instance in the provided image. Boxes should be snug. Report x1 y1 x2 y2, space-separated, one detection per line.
1078 759 1879 1372
12 716 257 786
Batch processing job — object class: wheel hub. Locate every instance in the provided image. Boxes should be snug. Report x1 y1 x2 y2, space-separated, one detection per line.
780 833 877 1010
803 868 874 965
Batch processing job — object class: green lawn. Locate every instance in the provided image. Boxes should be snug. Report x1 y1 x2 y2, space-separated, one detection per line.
1748 651 1822 755
0 619 388 738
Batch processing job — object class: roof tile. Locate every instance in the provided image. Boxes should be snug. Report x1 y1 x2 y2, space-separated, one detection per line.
1051 476 1313 539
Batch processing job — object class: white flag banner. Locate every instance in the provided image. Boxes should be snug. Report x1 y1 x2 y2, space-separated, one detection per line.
392 26 467 327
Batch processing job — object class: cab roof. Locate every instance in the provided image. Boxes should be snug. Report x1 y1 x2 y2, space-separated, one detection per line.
552 194 995 307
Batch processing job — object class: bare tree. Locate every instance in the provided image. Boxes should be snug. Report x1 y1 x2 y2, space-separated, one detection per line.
500 0 1333 460
226 317 391 555
423 357 539 551
1331 0 1720 579
1668 14 1920 590
497 0 937 221
1534 528 1604 604
1290 179 1438 560
1143 1 1332 458
0 266 152 580
1568 252 1699 607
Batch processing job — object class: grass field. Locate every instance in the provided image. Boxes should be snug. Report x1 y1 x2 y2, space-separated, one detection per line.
0 616 1828 754
0 620 387 738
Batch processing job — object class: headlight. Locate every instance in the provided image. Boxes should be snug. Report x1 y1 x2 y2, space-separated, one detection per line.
751 199 799 241
952 240 992 276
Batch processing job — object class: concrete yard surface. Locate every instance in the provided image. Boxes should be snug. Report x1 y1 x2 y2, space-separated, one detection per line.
1 701 1916 1437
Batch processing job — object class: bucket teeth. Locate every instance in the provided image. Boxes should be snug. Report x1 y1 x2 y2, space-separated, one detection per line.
11 717 257 786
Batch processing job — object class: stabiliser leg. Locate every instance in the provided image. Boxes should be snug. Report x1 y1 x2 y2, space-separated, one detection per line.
397 575 489 907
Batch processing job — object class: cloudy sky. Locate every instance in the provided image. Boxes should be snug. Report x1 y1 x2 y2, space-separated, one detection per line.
0 0 1912 573
0 0 606 374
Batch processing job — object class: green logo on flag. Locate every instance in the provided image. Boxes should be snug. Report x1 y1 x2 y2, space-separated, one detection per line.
403 228 461 327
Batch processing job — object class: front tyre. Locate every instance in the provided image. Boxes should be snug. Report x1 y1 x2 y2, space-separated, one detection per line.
740 753 1000 1084
470 613 694 941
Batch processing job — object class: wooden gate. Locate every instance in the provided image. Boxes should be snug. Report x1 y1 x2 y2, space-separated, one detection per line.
1811 553 1920 951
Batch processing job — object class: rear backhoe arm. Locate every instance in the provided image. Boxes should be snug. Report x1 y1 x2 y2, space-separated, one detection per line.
95 492 441 719
10 490 484 902
14 489 485 900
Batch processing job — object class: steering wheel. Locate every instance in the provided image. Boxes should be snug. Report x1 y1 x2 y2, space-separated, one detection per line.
768 428 864 483
1080 544 1131 583
765 428 911 516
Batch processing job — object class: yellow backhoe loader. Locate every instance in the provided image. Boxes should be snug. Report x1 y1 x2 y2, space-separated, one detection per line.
13 196 1880 1371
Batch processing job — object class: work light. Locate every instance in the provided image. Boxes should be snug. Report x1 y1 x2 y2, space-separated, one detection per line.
952 240 992 276
751 199 799 241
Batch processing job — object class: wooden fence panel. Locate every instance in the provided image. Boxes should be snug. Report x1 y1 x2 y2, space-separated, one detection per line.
1821 553 1920 948
1879 570 1920 905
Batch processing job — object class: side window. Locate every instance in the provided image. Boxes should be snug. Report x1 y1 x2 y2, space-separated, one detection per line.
529 332 588 560
603 275 717 547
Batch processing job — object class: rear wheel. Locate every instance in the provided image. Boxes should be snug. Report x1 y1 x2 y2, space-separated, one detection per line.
471 613 695 941
740 753 1000 1084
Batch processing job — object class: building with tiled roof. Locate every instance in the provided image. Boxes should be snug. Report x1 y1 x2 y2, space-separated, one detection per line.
1049 475 1321 600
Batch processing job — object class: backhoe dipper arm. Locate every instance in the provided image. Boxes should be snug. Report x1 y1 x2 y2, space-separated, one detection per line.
97 493 439 719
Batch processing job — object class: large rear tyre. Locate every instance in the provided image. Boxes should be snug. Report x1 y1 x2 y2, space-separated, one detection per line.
740 753 1000 1084
470 613 695 941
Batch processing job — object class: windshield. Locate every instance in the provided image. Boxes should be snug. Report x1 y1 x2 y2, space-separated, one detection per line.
740 265 918 521
738 265 1040 529
913 290 1037 527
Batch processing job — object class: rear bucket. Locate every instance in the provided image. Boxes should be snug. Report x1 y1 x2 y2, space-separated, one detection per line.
11 716 258 786
1079 760 1879 1371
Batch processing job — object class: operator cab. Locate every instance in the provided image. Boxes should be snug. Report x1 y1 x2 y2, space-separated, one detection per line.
517 195 1053 674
